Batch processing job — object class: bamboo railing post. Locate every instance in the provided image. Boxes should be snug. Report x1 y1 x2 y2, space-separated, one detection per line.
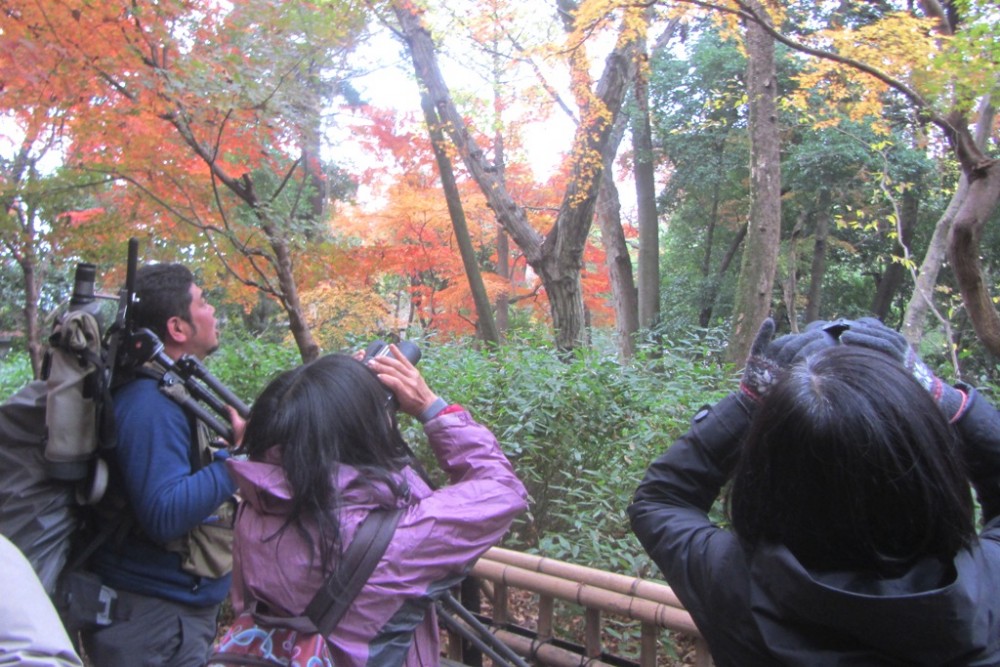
694 638 713 667
447 622 463 662
494 580 509 625
538 595 554 640
585 608 602 658
640 622 658 667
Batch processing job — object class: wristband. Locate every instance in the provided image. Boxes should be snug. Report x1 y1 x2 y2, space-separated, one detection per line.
418 397 448 423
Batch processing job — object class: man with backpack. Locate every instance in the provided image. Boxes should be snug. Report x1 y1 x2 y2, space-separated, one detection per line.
80 263 243 666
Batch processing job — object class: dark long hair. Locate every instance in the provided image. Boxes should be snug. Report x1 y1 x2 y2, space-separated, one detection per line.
238 354 411 573
729 346 974 574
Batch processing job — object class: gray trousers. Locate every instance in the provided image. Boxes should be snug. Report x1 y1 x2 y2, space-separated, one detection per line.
81 589 219 667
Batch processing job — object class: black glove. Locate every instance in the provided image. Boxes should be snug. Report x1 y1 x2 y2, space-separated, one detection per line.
769 320 839 366
838 317 969 422
739 318 838 405
739 319 778 404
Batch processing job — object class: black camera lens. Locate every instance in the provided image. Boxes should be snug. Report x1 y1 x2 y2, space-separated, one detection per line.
71 263 97 305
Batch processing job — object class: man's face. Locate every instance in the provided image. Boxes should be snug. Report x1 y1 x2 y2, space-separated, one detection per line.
180 283 219 359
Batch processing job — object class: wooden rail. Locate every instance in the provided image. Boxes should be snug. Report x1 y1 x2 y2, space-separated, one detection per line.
444 547 713 667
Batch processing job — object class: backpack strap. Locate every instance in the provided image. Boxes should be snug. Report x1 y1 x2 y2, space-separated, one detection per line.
239 507 402 636
305 507 404 636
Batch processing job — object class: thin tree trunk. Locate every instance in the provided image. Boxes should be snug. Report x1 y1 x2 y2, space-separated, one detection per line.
871 189 917 320
21 249 43 378
948 160 1000 353
805 191 831 323
420 93 500 345
783 212 806 332
700 223 749 328
696 144 723 327
633 36 660 330
595 92 638 360
496 228 510 337
597 163 639 360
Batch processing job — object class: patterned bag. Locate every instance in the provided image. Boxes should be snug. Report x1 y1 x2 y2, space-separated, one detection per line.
208 609 334 667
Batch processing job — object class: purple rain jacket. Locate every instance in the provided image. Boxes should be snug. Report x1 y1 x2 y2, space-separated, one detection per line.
226 407 528 667
629 390 1000 667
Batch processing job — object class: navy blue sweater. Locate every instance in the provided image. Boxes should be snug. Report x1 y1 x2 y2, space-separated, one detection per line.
91 377 236 607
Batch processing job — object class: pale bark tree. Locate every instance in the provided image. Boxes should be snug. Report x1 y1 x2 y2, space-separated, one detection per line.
902 97 995 344
782 212 806 332
596 137 639 360
633 38 661 331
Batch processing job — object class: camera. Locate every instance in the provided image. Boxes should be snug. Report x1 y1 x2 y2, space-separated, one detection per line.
362 340 422 409
363 340 421 366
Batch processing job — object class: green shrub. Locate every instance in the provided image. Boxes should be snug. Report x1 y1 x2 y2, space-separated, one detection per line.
0 351 32 398
1 325 735 578
205 330 302 405
397 328 733 576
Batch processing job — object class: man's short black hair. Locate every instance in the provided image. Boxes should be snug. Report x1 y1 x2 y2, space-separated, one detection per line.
132 263 195 341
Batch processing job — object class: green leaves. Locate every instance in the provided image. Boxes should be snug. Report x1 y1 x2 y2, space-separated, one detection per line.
396 328 731 571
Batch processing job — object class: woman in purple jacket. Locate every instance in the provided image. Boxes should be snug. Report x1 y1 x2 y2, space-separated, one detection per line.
224 345 528 666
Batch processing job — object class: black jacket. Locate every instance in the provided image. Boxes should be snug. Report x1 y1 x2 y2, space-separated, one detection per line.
628 391 1000 666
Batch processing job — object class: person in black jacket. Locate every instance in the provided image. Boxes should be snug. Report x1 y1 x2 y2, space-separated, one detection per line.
629 318 1000 666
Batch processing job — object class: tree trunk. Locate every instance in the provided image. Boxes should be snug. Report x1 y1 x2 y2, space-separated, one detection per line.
1 140 46 377
633 39 660 330
903 97 994 344
696 144 727 327
948 163 1000 354
267 227 320 363
420 93 500 345
783 212 806 332
496 228 510 337
699 222 748 328
871 189 917 320
805 191 831 324
596 163 638 360
492 123 510 341
392 1 636 351
595 89 638 360
20 249 43 379
728 1 782 362
299 62 327 240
